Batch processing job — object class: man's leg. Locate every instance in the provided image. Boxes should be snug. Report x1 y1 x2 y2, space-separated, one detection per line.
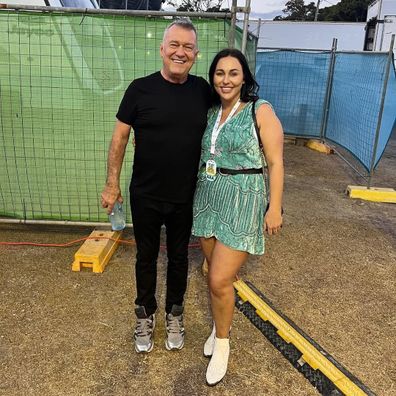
163 201 193 350
130 194 163 315
164 201 193 312
130 195 163 353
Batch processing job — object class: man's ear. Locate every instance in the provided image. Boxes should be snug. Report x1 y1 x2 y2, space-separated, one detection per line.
193 49 199 62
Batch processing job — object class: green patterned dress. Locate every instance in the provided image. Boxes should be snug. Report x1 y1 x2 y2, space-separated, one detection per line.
192 99 270 255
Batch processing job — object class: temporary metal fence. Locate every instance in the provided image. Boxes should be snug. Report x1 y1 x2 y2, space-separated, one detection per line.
2 3 393 226
256 37 396 185
0 4 257 224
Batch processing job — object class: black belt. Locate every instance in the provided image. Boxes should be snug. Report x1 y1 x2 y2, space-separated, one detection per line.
202 164 262 175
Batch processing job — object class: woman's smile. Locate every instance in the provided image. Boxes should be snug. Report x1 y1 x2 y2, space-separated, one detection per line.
213 56 245 104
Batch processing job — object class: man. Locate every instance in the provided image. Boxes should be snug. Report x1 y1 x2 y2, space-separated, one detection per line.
101 18 211 353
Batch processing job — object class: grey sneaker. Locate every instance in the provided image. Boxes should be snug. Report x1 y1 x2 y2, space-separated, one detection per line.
134 306 155 353
165 304 185 350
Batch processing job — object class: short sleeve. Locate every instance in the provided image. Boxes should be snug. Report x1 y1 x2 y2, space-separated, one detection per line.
116 81 138 126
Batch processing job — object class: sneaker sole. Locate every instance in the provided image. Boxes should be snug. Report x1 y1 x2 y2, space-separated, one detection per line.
165 340 184 351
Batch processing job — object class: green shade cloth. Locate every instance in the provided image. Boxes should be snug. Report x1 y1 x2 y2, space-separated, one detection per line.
0 11 257 222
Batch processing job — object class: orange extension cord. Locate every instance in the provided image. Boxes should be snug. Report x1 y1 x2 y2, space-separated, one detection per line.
0 236 201 249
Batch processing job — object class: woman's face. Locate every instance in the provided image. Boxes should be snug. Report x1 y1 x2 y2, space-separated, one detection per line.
213 56 245 104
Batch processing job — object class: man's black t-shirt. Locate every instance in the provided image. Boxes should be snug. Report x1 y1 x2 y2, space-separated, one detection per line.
117 72 211 203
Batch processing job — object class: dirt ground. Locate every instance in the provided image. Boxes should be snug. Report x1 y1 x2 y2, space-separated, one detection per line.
1 132 395 396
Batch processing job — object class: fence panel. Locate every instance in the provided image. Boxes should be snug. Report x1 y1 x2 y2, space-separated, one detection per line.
0 10 256 222
255 50 395 172
325 53 390 170
255 50 331 137
374 63 396 168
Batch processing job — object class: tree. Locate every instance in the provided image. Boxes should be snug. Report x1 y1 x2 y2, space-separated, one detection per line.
274 0 317 21
274 0 371 22
318 0 371 22
166 0 228 12
98 0 164 10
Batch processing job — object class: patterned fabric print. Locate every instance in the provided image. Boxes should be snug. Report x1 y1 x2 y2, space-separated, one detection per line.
192 100 270 255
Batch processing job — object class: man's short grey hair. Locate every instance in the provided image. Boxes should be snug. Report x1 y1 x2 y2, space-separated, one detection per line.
162 17 198 42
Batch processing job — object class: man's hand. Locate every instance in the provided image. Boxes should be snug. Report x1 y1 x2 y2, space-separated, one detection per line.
101 184 123 215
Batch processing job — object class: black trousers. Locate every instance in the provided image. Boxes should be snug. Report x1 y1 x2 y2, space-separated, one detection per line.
130 194 193 316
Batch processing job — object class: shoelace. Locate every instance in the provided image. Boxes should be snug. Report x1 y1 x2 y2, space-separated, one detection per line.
135 317 153 337
166 314 184 334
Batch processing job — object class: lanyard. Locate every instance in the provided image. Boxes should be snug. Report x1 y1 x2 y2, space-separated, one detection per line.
210 99 240 155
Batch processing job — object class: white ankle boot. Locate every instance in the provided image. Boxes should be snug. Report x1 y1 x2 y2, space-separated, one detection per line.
206 337 230 386
203 325 216 357
203 324 231 357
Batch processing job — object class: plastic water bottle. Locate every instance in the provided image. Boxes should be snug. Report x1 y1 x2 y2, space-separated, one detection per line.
109 201 126 231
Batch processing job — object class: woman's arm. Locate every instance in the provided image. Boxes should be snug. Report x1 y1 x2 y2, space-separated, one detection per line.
256 103 284 235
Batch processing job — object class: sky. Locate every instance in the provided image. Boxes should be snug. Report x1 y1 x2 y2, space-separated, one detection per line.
163 0 342 20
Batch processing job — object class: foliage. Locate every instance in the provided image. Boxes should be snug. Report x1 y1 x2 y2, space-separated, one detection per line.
318 0 371 22
274 0 317 21
274 0 372 22
99 0 163 10
166 0 229 12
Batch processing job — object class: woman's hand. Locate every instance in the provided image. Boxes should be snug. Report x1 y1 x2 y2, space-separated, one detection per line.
264 207 283 235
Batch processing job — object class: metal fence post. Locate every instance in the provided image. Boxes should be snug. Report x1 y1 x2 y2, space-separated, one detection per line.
367 34 395 188
256 18 261 41
228 0 237 48
241 0 251 55
319 37 337 142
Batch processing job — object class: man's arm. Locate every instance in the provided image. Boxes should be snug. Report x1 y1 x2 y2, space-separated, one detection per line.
101 120 131 214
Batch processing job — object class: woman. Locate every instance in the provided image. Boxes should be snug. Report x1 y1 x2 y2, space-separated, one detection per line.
192 48 284 386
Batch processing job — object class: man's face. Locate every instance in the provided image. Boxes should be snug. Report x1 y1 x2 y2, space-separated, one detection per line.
160 25 198 83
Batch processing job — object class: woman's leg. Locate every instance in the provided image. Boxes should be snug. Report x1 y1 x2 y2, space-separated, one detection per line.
205 240 248 385
200 236 216 264
200 236 216 275
199 237 217 356
208 240 248 338
200 237 216 357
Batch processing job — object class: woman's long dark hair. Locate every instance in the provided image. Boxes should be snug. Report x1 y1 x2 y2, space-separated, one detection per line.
208 48 259 105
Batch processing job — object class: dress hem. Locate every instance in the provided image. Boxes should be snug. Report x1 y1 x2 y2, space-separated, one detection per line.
192 231 264 256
